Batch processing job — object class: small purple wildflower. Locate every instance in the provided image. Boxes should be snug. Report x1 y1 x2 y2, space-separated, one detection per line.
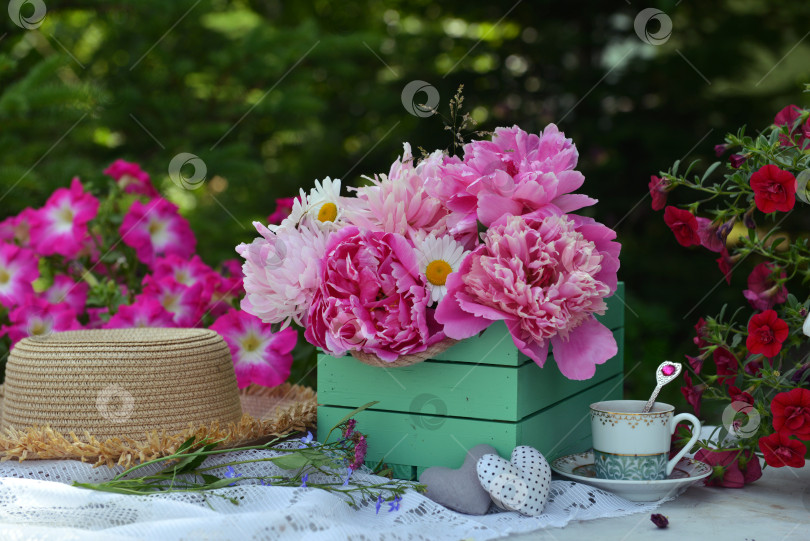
300 473 309 488
298 431 314 449
350 435 367 470
729 154 746 169
223 466 242 486
342 419 356 439
388 495 402 512
375 494 383 514
650 513 669 529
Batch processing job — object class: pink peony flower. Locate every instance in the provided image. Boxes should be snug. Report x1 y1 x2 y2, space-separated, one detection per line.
305 227 443 362
431 124 596 229
2 296 80 345
238 221 329 327
345 144 460 245
743 262 788 311
41 275 88 314
436 211 621 380
104 297 176 329
210 309 297 388
119 198 196 266
0 207 38 247
104 159 160 198
142 275 205 327
0 243 39 308
267 197 297 225
29 177 99 258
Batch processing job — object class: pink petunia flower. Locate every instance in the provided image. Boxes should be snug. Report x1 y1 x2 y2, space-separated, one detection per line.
267 197 297 226
41 275 88 314
210 308 297 388
743 262 788 311
345 144 460 245
119 198 196 266
0 207 39 247
141 275 204 327
430 124 596 229
305 227 442 361
29 177 99 258
238 221 329 327
104 297 176 329
86 307 110 329
152 254 216 292
104 159 160 198
436 210 621 380
0 243 39 308
2 296 80 345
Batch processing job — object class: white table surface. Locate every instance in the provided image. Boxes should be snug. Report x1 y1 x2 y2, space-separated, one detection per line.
504 465 810 541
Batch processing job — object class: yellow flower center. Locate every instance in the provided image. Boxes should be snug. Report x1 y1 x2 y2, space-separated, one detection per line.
426 260 453 286
318 202 338 223
241 333 261 352
0 268 9 285
57 207 74 223
30 320 47 336
148 220 164 236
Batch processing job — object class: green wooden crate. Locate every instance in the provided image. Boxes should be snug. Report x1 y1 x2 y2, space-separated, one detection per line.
317 283 625 480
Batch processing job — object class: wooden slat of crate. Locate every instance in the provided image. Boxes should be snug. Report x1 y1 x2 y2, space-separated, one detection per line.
317 373 622 476
317 327 623 423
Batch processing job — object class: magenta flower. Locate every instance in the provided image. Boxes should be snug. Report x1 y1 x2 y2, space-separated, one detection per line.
0 243 39 308
431 124 596 229
350 434 368 471
743 262 788 311
210 308 297 388
0 207 38 247
42 275 88 313
152 254 216 295
304 227 443 362
436 211 620 380
142 275 205 327
104 297 176 329
104 159 160 198
729 154 747 169
267 197 296 226
119 198 196 266
86 307 110 329
2 296 80 345
696 217 724 253
773 104 808 148
29 177 99 258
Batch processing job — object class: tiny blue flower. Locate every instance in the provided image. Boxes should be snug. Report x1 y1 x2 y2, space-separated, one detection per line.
259 479 271 486
342 467 352 487
300 473 309 488
375 494 384 514
298 431 314 449
388 495 402 512
223 466 242 486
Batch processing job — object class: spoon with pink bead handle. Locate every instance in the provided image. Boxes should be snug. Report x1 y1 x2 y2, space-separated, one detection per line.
641 361 682 413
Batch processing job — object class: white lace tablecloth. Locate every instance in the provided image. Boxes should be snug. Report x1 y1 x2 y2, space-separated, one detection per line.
0 449 668 540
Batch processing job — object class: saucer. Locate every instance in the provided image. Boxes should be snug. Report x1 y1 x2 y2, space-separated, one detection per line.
550 450 711 502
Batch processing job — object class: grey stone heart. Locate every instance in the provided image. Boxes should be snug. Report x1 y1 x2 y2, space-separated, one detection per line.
419 444 496 515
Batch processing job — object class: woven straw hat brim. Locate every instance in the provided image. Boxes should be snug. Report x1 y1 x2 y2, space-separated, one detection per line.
0 383 317 469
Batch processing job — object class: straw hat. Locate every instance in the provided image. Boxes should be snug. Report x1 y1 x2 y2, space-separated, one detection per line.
0 327 317 468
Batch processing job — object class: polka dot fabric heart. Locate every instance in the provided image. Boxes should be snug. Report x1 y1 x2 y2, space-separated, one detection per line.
476 445 552 517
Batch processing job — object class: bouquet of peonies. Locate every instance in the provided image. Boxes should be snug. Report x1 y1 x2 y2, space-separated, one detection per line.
652 103 810 486
239 124 621 380
0 161 296 389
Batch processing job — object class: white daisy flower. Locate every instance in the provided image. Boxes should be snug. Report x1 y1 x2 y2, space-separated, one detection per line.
306 177 344 229
416 234 469 305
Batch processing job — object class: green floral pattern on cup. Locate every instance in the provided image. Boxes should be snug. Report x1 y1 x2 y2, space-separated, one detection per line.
594 450 668 480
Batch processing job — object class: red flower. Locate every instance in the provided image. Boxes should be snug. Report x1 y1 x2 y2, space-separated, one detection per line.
715 248 734 285
696 217 724 253
774 104 807 148
663 206 700 247
758 432 806 468
771 388 810 440
648 176 670 211
742 262 788 311
728 386 754 405
713 348 739 386
746 310 789 358
749 164 796 214
681 372 704 417
694 448 762 488
686 354 704 375
693 317 709 349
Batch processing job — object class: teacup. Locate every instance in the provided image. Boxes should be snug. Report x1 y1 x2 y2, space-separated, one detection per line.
590 400 701 481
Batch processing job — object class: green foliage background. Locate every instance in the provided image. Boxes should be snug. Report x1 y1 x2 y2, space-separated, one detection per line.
2 0 810 406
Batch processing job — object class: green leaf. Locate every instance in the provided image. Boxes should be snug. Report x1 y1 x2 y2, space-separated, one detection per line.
701 161 721 183
268 452 312 470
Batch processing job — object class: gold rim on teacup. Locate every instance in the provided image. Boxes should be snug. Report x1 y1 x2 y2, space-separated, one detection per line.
590 399 672 416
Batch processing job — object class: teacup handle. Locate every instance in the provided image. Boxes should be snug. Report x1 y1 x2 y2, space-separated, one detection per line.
667 413 701 476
